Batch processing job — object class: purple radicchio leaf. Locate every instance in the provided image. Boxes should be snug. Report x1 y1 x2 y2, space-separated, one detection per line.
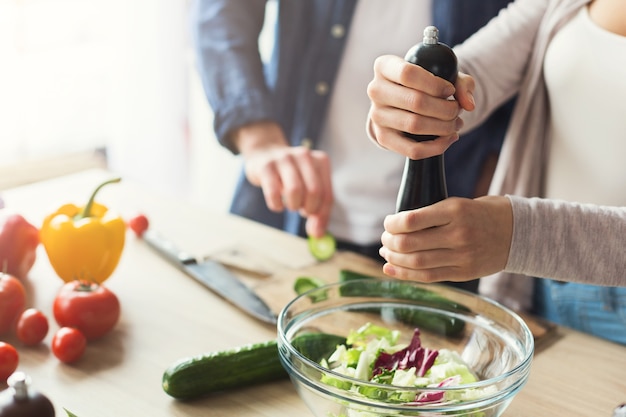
411 375 462 404
372 328 439 378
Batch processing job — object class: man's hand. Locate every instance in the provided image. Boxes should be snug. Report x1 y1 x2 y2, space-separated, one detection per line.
232 121 333 238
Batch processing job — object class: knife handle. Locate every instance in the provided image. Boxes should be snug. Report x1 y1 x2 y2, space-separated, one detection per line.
143 229 197 266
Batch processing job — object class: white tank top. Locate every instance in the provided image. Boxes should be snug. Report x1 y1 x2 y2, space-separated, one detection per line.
318 0 431 244
544 6 626 206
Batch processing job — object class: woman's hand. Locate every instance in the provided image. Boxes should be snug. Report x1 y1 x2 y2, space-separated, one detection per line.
232 121 333 238
366 54 476 159
379 196 513 282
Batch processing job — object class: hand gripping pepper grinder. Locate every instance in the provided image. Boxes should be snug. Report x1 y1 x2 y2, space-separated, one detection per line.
396 26 458 212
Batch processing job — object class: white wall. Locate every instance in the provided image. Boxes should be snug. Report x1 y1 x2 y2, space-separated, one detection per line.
0 0 114 163
104 0 192 199
0 0 246 213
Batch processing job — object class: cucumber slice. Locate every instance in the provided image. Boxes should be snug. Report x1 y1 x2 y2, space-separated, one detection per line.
308 233 336 261
294 276 328 302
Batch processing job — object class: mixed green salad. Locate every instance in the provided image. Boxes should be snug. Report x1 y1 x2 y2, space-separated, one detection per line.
318 323 496 410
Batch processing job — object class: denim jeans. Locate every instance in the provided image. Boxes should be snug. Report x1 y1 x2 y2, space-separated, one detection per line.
533 279 626 345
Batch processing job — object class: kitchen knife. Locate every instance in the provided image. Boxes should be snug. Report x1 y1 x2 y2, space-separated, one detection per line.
143 229 278 325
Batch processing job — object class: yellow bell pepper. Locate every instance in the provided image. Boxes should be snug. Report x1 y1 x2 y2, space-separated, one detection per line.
40 178 126 284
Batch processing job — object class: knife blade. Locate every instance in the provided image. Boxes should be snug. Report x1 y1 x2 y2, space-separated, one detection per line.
142 229 277 325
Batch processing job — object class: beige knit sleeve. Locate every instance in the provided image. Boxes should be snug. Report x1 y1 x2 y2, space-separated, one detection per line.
505 195 626 287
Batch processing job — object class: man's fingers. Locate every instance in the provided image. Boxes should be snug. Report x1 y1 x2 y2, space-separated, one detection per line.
258 164 285 212
274 153 306 210
297 149 331 216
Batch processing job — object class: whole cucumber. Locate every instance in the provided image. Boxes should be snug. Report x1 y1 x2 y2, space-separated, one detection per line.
339 270 469 337
162 333 346 400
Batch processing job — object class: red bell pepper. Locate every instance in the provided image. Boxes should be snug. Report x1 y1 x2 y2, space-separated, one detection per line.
0 210 40 279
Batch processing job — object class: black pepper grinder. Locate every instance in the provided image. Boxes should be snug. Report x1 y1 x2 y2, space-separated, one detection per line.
396 26 458 212
0 372 55 417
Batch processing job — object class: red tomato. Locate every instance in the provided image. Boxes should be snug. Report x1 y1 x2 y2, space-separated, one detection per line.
0 272 26 335
128 213 149 237
53 281 121 341
16 308 49 346
0 342 19 382
51 327 86 363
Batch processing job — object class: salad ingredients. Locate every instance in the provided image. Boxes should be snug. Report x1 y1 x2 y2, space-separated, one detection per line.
0 211 39 280
53 281 120 341
16 308 49 346
51 327 87 363
0 342 19 382
308 232 336 261
0 272 26 335
40 177 126 284
321 323 485 406
127 213 149 237
372 328 438 379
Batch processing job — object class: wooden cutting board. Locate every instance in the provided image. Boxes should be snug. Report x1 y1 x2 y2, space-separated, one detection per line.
240 249 556 344
247 249 382 311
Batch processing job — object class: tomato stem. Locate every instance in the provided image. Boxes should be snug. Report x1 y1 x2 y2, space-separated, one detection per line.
75 280 98 292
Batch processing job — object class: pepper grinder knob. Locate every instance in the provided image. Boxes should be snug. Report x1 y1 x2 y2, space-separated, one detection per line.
7 373 30 400
422 26 439 45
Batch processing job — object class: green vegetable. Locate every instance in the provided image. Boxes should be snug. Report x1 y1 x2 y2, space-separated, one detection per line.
291 270 469 337
339 270 470 337
162 333 346 400
308 233 336 261
321 323 484 408
294 276 328 302
340 270 470 311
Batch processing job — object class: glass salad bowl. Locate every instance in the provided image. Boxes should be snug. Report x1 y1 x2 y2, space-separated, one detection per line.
277 278 534 417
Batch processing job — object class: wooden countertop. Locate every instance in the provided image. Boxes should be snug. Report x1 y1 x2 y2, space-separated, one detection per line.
1 169 624 417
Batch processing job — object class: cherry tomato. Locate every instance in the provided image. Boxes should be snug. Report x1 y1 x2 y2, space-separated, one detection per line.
53 281 121 341
16 308 49 346
51 327 86 363
128 213 149 237
0 342 19 382
0 272 26 335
